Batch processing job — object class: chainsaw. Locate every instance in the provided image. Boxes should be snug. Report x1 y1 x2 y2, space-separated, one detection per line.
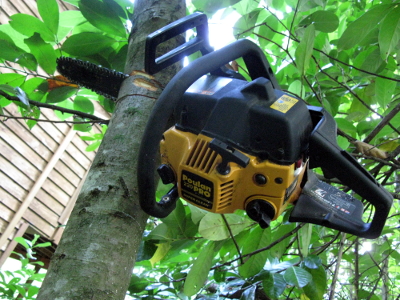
57 13 393 239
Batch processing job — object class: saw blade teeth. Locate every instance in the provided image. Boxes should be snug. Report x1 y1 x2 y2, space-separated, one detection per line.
56 56 127 100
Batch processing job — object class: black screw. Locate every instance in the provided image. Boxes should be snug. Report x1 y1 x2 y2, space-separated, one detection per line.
275 177 283 184
254 174 267 185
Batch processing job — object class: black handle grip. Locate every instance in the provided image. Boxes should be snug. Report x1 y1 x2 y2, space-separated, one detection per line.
138 39 280 218
145 12 212 75
300 106 393 238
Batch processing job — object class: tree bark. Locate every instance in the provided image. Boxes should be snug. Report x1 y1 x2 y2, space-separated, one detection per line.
37 1 185 299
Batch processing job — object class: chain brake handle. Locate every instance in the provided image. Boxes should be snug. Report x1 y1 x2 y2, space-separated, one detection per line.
145 12 213 75
290 106 393 238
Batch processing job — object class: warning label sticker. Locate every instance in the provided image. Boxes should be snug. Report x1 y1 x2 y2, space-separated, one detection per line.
270 95 298 113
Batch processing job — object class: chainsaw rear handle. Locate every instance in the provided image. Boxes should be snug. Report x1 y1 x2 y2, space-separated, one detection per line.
145 12 213 75
307 106 393 238
138 39 280 218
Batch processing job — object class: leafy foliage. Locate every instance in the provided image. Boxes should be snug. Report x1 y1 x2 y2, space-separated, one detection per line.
0 0 399 299
0 235 50 300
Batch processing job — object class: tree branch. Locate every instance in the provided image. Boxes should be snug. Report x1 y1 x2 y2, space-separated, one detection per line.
221 214 244 264
328 232 346 300
0 90 107 123
212 223 305 269
0 113 108 125
364 101 400 143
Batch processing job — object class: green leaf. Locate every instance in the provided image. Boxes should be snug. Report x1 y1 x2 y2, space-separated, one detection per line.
193 0 241 16
199 213 252 241
85 140 101 152
0 85 15 104
303 255 322 269
60 11 87 28
16 53 38 71
183 241 215 296
73 117 92 132
0 73 26 87
61 32 116 56
239 226 271 278
9 13 55 42
295 24 315 75
375 76 396 108
381 6 400 59
161 199 187 238
299 11 339 33
188 203 207 224
37 0 59 35
14 237 30 249
0 38 27 62
73 96 94 114
270 223 296 259
299 223 313 257
149 242 171 266
54 99 74 120
24 33 57 74
233 0 259 15
338 4 392 50
25 105 40 129
359 47 386 74
284 266 312 288
79 0 127 38
147 223 171 241
46 86 77 103
233 9 262 38
303 266 327 300
335 118 357 137
27 285 40 297
33 242 51 248
128 274 150 293
262 272 286 299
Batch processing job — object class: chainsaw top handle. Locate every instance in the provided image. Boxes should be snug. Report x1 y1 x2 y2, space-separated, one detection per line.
138 39 279 218
145 12 213 75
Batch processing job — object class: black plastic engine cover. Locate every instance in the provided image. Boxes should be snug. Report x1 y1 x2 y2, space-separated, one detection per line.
175 75 313 165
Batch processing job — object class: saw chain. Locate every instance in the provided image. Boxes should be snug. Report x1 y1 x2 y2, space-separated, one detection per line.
56 57 128 101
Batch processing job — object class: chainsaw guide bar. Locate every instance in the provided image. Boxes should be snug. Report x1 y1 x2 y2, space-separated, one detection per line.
56 57 128 101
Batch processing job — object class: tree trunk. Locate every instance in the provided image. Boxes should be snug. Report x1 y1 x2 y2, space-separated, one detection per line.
37 1 185 299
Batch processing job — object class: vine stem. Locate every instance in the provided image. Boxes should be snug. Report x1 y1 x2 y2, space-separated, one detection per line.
329 232 346 300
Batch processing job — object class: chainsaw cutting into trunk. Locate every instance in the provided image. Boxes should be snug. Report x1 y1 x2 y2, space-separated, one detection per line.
58 13 393 239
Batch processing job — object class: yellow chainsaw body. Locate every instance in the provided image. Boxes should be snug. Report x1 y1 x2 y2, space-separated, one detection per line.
160 127 307 220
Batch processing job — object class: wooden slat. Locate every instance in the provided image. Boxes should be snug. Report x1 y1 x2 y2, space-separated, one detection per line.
35 189 65 216
0 142 40 181
1 1 19 19
0 124 50 170
0 222 29 267
0 155 34 194
0 203 16 233
0 127 76 249
30 199 60 228
41 178 71 206
6 2 36 18
70 134 98 161
0 171 28 204
3 107 61 154
53 159 82 187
